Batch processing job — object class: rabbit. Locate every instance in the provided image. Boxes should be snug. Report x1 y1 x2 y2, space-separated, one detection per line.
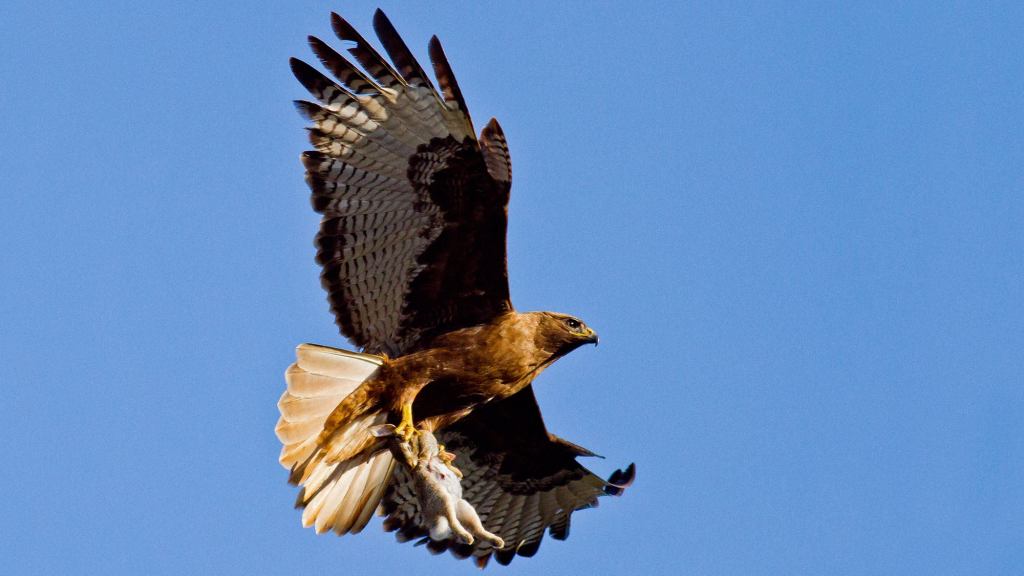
372 424 505 548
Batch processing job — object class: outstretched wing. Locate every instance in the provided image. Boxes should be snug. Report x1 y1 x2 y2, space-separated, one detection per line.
379 386 636 567
293 10 514 356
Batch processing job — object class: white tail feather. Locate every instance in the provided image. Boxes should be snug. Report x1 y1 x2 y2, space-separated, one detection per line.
276 343 383 468
350 450 394 533
276 343 395 535
294 343 382 380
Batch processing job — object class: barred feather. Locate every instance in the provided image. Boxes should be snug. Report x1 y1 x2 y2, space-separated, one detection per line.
373 10 437 91
293 11 506 356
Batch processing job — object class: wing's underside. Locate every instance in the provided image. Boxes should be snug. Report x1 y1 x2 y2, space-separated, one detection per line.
293 10 513 357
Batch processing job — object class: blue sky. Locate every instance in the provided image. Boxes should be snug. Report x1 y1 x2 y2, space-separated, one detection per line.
2 1 1022 574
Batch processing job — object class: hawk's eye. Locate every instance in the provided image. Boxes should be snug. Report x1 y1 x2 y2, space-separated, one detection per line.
565 318 581 331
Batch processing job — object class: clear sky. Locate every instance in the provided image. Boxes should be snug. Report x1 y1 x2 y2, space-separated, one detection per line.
2 1 1022 575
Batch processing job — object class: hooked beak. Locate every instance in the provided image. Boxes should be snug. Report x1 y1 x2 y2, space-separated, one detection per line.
585 328 599 346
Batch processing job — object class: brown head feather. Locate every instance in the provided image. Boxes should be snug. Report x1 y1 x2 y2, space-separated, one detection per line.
532 312 599 360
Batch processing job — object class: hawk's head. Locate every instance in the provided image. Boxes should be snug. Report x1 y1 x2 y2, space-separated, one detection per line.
535 312 599 358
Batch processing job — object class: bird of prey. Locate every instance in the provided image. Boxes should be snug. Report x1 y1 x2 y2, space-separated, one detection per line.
275 9 635 567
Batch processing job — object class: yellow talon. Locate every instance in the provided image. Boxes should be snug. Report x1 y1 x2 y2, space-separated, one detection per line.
393 402 419 443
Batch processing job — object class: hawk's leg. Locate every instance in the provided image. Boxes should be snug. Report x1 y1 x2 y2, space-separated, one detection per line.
393 402 419 444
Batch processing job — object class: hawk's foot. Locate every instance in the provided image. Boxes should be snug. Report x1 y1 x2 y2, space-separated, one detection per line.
393 402 419 444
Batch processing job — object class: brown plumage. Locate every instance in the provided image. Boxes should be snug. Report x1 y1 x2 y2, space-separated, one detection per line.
321 312 598 450
276 8 634 567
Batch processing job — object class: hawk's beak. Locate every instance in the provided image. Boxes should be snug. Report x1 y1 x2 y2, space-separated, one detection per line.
586 329 599 346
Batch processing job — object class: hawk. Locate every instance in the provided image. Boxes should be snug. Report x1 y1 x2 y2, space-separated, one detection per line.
275 9 635 567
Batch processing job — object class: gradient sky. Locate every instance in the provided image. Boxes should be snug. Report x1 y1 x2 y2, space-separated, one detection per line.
3 1 1022 575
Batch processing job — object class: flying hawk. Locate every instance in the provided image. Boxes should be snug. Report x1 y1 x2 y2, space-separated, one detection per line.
275 9 635 567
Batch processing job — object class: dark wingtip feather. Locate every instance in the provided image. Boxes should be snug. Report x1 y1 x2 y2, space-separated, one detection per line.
393 522 427 543
604 463 637 496
300 149 324 162
479 118 512 183
289 57 312 82
474 554 491 569
516 538 542 558
308 35 380 95
494 548 516 566
449 542 474 559
289 57 332 99
293 100 320 122
549 515 571 541
429 35 472 125
425 539 447 555
329 11 356 39
372 9 433 88
482 117 503 137
381 516 401 532
308 34 338 63
330 11 403 89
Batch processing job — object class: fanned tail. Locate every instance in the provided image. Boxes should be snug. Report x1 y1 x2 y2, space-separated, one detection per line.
276 343 396 535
